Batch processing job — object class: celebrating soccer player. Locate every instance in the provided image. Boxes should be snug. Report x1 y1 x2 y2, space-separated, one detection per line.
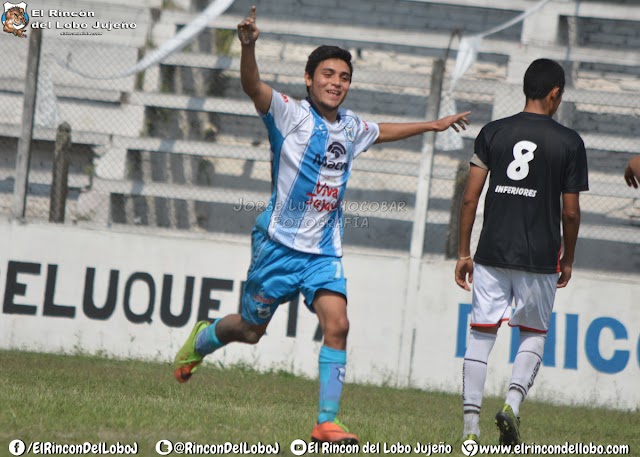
454 59 588 445
173 5 470 445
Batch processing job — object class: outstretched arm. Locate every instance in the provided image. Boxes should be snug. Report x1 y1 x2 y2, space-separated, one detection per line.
454 164 487 291
624 156 640 189
375 111 470 144
238 6 272 114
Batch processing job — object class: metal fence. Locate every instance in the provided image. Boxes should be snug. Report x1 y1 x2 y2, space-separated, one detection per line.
1 1 639 275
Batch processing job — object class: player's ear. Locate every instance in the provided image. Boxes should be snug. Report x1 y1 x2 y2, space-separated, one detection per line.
304 71 312 88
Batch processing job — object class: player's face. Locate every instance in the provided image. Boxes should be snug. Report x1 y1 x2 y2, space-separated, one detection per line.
305 58 352 118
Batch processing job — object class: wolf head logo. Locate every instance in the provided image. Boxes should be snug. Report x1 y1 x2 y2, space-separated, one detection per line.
2 2 28 38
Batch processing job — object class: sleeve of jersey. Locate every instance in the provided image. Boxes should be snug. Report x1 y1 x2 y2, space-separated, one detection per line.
352 115 380 158
473 128 490 169
262 89 305 138
562 135 589 193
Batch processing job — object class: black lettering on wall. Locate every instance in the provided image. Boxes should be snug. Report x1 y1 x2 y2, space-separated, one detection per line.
314 323 323 342
123 272 155 324
286 295 299 338
197 278 233 322
160 275 194 328
237 280 246 314
43 265 76 318
83 268 119 320
3 261 40 315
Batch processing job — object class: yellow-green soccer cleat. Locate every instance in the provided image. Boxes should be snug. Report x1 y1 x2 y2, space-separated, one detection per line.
495 404 521 445
173 320 210 383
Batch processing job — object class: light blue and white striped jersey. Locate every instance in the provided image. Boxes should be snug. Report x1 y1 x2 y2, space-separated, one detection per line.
255 90 380 257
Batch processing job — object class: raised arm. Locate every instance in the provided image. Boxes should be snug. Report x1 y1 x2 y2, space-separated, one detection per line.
375 111 471 144
557 192 581 288
238 6 272 114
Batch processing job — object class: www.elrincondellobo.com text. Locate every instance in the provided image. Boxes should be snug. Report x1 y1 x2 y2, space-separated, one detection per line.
461 441 630 456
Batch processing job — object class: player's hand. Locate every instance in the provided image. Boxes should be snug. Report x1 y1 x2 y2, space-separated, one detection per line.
624 164 638 188
238 5 260 46
433 111 471 133
557 258 573 288
455 258 474 291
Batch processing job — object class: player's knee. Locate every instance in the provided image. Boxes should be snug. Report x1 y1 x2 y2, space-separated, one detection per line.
242 324 266 344
244 332 262 345
324 316 350 342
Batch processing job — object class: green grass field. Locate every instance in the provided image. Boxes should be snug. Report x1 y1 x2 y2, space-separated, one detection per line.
1 350 637 456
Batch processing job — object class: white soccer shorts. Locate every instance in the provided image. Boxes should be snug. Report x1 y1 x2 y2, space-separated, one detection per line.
471 263 558 333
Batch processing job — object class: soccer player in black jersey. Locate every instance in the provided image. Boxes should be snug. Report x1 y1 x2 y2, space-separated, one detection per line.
454 59 589 445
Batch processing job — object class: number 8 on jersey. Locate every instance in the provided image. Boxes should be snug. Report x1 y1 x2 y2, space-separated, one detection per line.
507 140 537 181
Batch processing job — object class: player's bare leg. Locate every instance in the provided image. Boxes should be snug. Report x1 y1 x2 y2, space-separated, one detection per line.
174 315 268 383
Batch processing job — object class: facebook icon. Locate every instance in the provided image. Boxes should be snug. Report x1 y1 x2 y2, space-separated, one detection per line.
9 439 26 456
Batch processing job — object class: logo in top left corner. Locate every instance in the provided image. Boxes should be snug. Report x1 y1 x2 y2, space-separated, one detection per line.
2 2 29 38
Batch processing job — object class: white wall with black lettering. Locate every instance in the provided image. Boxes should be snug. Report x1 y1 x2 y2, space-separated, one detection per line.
1 221 638 410
405 262 640 410
0 221 410 386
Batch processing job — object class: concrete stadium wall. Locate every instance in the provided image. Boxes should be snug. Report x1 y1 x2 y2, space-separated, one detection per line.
576 16 640 50
1 220 638 410
225 0 522 41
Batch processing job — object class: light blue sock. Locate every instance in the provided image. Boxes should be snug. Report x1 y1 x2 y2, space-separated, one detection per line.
195 319 225 356
318 346 347 424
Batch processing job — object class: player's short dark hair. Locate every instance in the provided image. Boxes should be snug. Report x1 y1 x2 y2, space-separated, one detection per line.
523 59 565 100
305 45 353 80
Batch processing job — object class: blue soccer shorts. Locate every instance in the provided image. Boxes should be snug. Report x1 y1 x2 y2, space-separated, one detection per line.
241 229 347 325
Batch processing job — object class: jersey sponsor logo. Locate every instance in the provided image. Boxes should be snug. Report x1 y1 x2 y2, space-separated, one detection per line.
507 140 537 181
311 142 348 179
281 93 289 103
312 153 347 171
306 181 340 212
328 141 346 159
313 141 347 171
494 185 537 198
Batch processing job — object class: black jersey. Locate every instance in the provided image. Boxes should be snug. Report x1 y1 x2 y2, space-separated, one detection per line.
473 112 589 274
